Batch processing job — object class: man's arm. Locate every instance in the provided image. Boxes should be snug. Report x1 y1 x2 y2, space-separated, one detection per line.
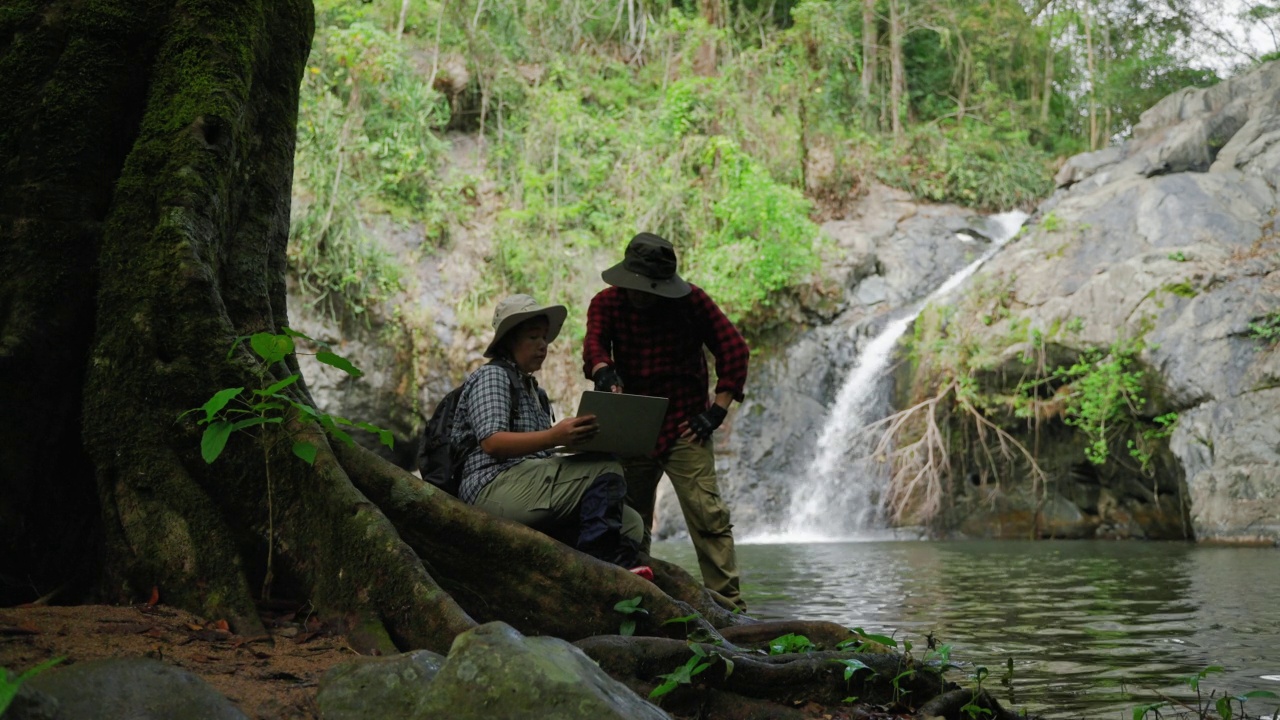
691 286 748 402
582 291 623 391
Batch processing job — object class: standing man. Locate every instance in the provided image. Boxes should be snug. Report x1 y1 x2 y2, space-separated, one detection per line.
583 232 748 610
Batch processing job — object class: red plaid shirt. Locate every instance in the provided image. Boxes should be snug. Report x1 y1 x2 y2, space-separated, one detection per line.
583 284 749 456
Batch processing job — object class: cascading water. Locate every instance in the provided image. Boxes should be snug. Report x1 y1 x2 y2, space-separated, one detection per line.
747 211 1029 543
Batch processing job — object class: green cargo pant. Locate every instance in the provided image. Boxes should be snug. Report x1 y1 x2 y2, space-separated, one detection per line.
622 438 742 607
475 455 643 549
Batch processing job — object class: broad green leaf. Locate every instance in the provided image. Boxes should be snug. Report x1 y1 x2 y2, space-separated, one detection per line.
849 627 897 648
720 655 734 680
250 333 293 364
250 401 285 413
201 387 244 423
836 658 871 682
620 619 636 637
201 421 234 463
280 327 319 345
649 678 678 699
225 335 251 359
256 374 301 397
292 441 317 465
1240 690 1279 699
614 596 647 615
356 421 394 449
320 415 354 446
231 417 282 431
317 351 363 378
288 400 320 422
663 613 701 626
1216 697 1233 720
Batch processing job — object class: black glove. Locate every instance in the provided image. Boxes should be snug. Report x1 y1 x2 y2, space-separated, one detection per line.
686 404 727 442
593 366 624 392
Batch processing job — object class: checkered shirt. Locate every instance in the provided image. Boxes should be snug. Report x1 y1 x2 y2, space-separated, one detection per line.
452 362 553 504
582 283 748 456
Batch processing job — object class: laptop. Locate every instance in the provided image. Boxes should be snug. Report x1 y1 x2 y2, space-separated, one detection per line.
561 391 669 457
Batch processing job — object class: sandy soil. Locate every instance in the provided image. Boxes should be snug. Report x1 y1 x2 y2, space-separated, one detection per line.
0 603 355 719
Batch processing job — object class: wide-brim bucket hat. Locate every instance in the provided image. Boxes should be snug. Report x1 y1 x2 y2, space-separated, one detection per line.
483 294 568 358
601 232 692 299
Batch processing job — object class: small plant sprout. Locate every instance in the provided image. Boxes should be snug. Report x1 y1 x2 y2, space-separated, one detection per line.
1216 689 1279 720
663 612 718 644
649 643 732 700
836 627 898 652
768 633 816 655
0 658 64 714
181 328 393 465
833 657 872 705
960 666 993 718
613 595 649 637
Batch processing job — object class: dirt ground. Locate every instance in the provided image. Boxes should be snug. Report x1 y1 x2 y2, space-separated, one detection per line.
0 603 356 719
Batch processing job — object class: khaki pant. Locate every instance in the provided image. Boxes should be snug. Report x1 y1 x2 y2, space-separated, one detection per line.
476 456 643 547
623 439 742 605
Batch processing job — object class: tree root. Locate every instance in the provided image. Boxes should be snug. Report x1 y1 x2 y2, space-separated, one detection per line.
576 634 952 715
338 443 752 644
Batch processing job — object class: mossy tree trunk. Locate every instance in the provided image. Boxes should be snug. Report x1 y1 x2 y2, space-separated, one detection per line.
1 3 1021 718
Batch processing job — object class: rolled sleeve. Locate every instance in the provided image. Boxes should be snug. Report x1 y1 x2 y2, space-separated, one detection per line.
693 288 749 402
582 291 616 379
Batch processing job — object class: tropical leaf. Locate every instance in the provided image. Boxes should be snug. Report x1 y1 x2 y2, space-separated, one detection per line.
292 441 317 465
201 387 244 423
317 351 363 378
201 421 234 463
250 332 294 364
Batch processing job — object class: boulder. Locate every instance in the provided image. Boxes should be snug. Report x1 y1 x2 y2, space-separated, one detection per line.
900 60 1280 543
315 622 669 720
7 657 248 720
316 649 447 720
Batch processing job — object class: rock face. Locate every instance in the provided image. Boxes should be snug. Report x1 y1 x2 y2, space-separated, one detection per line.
656 185 1016 539
315 622 669 720
894 60 1280 543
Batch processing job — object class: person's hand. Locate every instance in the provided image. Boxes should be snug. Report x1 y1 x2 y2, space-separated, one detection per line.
679 404 727 444
593 366 624 393
552 414 599 447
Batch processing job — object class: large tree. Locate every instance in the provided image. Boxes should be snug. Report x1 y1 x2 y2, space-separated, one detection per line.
0 1 1018 717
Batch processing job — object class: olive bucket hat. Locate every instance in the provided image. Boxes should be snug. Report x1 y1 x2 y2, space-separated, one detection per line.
483 294 568 358
601 232 692 299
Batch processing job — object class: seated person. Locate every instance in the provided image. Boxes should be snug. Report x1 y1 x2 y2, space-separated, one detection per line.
452 294 647 571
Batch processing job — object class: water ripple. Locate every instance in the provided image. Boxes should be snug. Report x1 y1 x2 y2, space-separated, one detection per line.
652 539 1280 719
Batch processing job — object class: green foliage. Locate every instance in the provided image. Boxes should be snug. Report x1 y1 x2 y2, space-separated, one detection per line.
1052 340 1149 467
1247 311 1280 345
1162 281 1199 298
1168 251 1188 262
0 658 63 714
649 643 732 700
181 329 392 465
613 595 649 637
1134 665 1280 720
836 626 898 652
291 18 462 320
767 632 816 655
877 122 1055 210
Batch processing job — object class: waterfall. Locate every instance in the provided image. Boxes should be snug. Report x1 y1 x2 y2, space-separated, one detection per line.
746 211 1028 544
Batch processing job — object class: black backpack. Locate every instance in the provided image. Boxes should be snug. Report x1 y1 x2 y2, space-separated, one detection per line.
417 360 551 496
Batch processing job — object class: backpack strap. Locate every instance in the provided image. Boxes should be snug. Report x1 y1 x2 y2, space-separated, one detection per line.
489 359 553 425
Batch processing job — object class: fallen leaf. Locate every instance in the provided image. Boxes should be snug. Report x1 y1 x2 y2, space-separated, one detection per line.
213 619 229 632
187 623 205 631
147 586 160 607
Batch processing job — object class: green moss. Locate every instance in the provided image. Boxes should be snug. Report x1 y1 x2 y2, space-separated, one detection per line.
1162 281 1199 298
